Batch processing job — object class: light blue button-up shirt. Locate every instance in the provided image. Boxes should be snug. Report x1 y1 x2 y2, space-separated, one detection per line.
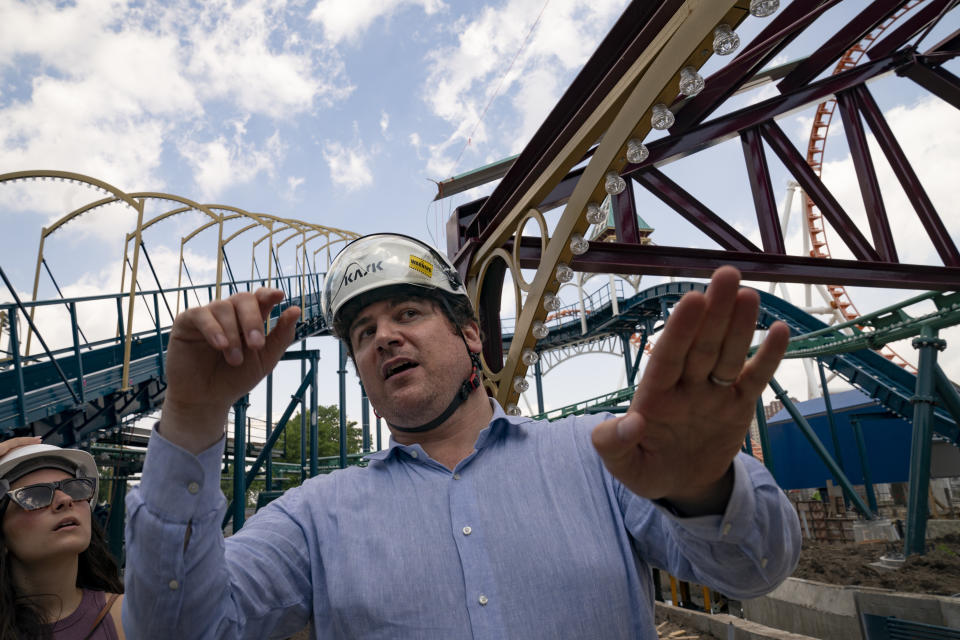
124 401 800 639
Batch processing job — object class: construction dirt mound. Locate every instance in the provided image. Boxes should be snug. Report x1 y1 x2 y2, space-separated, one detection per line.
791 532 960 596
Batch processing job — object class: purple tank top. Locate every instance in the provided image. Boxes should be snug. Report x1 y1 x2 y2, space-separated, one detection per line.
47 589 120 640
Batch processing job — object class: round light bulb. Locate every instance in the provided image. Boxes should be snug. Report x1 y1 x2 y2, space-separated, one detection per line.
532 321 549 339
626 138 649 164
521 348 539 366
749 0 779 17
542 293 561 311
604 171 626 195
713 24 740 55
679 66 704 97
651 103 675 130
506 403 522 416
555 262 573 283
513 376 529 393
569 233 589 256
585 201 605 224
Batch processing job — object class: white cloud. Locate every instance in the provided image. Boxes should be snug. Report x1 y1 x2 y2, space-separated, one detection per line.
181 126 285 201
380 110 390 136
0 0 354 221
309 0 445 45
323 138 374 191
418 0 624 177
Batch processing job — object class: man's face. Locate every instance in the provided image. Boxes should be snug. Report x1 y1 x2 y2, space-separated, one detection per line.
349 297 481 429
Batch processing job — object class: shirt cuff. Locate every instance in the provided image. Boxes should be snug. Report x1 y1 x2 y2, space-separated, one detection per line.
139 422 226 522
653 454 757 543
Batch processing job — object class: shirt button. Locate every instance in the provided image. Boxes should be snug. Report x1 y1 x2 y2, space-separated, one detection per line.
478 594 488 606
453 473 461 480
462 526 472 536
761 557 769 568
187 482 200 495
722 523 732 536
409 450 419 459
168 579 179 590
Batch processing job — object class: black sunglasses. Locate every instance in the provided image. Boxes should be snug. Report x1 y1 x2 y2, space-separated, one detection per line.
3 478 95 511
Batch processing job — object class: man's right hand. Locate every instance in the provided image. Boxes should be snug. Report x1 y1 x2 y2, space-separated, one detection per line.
160 288 300 454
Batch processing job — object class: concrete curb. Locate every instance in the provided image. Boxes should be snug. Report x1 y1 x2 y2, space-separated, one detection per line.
655 602 819 640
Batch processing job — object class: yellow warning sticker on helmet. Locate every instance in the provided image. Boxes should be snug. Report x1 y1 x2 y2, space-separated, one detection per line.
409 255 433 278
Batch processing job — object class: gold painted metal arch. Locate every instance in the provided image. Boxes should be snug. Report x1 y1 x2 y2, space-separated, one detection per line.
463 0 747 407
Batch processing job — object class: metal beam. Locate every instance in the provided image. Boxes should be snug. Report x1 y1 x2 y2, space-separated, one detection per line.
777 0 905 93
465 0 690 251
505 237 960 290
899 58 960 111
867 0 960 61
628 53 905 173
758 120 880 261
673 0 841 130
835 89 898 261
632 168 759 252
740 127 785 254
851 84 960 265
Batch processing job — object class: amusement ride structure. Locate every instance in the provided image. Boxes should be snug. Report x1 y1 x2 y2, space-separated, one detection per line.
1 0 958 590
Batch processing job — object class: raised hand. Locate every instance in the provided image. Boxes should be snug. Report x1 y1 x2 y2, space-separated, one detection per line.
160 288 300 453
591 267 789 516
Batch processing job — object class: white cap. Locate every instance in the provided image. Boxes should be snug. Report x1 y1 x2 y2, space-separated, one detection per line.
0 444 99 510
321 234 470 332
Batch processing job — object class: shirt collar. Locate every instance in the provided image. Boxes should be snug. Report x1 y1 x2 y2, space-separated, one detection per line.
363 399 531 463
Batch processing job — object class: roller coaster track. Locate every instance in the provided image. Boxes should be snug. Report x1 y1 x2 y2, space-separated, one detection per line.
523 281 959 446
0 277 327 444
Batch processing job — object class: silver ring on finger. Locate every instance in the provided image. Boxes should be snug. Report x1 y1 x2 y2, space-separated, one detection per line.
708 372 736 387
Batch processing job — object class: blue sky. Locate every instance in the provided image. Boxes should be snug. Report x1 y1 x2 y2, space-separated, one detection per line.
0 0 957 443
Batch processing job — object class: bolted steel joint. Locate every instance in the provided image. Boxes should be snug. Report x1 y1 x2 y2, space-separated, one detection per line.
911 336 946 351
909 394 938 405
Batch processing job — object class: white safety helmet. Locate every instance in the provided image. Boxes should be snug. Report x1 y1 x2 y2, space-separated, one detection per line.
0 443 99 512
322 233 470 334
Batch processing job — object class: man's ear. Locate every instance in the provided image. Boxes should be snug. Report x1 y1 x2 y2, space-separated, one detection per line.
461 320 483 355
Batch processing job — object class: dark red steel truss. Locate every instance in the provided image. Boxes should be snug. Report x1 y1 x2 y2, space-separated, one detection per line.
449 0 960 292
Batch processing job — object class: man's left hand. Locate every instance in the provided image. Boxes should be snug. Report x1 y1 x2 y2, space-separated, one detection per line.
591 266 789 516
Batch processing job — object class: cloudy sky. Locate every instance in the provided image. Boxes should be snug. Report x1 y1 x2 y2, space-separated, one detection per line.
0 0 957 442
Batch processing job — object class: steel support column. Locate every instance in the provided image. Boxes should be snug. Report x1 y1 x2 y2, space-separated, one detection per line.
232 394 249 531
755 399 774 477
534 359 545 415
904 326 945 555
850 417 879 514
818 359 845 474
310 352 318 478
265 372 273 491
361 383 371 453
300 341 307 482
108 473 126 565
339 340 348 470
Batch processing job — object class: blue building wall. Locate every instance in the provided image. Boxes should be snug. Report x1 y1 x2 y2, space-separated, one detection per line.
765 389 912 490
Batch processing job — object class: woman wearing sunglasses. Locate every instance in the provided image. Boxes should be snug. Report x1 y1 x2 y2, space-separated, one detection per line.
0 437 125 639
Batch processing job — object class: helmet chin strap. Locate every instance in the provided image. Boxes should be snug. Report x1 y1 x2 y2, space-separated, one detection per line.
388 350 481 434
388 298 482 434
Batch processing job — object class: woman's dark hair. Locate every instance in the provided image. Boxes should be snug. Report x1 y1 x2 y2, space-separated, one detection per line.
0 515 123 639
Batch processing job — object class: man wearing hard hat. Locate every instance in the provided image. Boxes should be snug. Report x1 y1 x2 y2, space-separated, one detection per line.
123 234 800 639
